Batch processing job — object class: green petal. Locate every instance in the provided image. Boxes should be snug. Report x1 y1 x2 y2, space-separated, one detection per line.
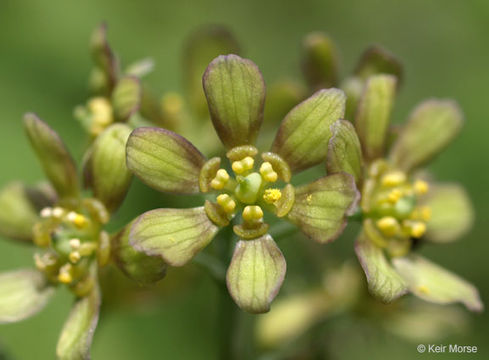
183 25 240 118
392 255 483 312
85 124 133 213
130 207 219 266
287 173 359 243
0 269 55 323
56 279 101 360
271 89 346 173
112 76 142 121
354 74 397 160
126 127 206 194
389 99 464 171
301 32 339 89
424 184 474 243
327 120 364 184
355 45 403 84
355 232 408 303
90 23 118 92
23 113 79 199
203 54 265 149
112 221 167 285
226 235 286 314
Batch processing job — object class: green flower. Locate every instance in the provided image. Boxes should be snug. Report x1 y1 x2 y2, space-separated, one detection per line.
326 73 482 311
0 114 165 359
126 54 359 313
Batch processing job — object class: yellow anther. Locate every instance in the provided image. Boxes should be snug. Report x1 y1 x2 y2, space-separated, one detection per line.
387 189 403 203
210 169 230 190
414 180 429 195
69 238 81 249
69 251 81 264
232 157 254 175
260 162 278 182
58 264 74 284
420 206 432 221
263 188 282 204
381 171 407 187
410 222 427 238
88 97 113 127
67 211 89 228
417 284 430 294
52 207 65 219
40 207 53 218
242 205 264 222
216 194 236 214
376 216 400 237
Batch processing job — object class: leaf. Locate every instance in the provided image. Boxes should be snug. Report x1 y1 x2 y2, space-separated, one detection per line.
56 280 101 360
203 54 265 149
23 113 79 199
287 173 359 243
389 99 464 171
271 89 346 173
126 127 206 194
226 235 286 314
0 269 55 323
301 32 339 89
130 207 219 266
327 120 363 184
111 76 142 121
392 255 483 312
355 232 408 303
354 74 396 160
86 124 132 213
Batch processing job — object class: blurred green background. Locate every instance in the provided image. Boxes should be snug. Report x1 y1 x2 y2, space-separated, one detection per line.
0 0 488 359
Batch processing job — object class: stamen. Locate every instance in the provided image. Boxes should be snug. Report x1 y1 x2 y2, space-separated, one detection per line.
58 264 74 284
216 194 236 214
52 207 65 219
40 207 53 218
387 189 403 203
381 171 406 187
232 156 254 175
376 216 400 237
79 242 97 256
69 251 81 264
259 162 278 182
263 188 282 204
420 206 432 221
414 180 429 195
67 212 89 228
69 238 81 249
410 222 426 238
242 205 264 222
210 169 230 190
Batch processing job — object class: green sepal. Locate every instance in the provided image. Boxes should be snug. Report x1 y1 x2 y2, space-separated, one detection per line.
341 77 364 122
389 99 464 171
327 120 363 184
126 127 206 194
203 54 265 149
264 80 306 126
355 74 396 160
90 23 118 93
112 221 167 285
56 268 101 360
355 232 408 303
226 234 286 314
424 183 474 243
287 173 359 243
85 124 132 213
301 32 339 89
0 269 55 323
355 45 403 85
130 207 219 266
271 89 346 173
112 76 142 121
183 25 240 118
23 113 80 199
392 255 483 312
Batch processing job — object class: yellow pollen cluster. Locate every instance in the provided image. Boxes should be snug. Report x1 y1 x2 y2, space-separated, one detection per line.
410 221 427 238
381 171 407 187
259 162 278 182
88 97 113 136
414 180 429 195
242 205 264 222
232 156 255 174
263 188 282 204
376 216 400 237
58 264 74 284
410 206 432 221
387 188 403 203
211 169 230 190
67 211 89 228
217 194 236 214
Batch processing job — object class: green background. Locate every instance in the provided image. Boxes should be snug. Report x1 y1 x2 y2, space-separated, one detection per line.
0 0 488 359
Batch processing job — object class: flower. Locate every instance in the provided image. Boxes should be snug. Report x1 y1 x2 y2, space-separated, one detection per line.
0 114 165 359
326 73 482 311
126 54 359 313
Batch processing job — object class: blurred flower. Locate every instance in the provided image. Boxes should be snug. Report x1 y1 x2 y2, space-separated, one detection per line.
0 114 165 359
126 54 359 313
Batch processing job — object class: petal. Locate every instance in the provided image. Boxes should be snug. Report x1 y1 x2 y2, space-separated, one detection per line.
0 269 55 323
301 32 339 89
355 232 408 303
226 235 286 314
354 45 403 84
90 23 118 92
203 54 265 149
392 255 483 312
389 99 464 171
183 25 240 118
271 89 346 173
287 173 359 243
112 221 167 285
56 279 101 360
327 120 364 184
85 124 133 213
126 127 206 194
354 74 397 160
424 184 474 243
23 113 80 199
111 76 142 121
130 207 219 266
